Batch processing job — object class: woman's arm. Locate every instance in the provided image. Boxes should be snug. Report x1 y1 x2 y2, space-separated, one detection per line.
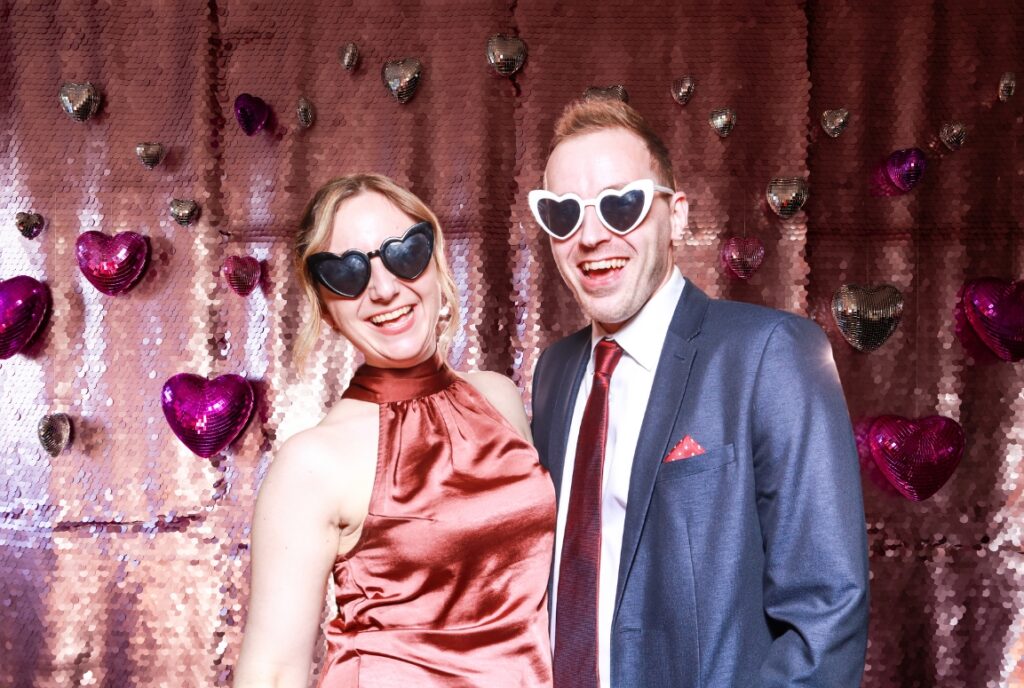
233 429 353 688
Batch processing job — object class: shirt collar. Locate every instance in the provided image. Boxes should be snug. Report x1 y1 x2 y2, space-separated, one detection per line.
591 267 686 372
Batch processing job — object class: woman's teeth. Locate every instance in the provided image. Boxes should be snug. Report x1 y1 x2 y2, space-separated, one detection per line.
370 305 412 325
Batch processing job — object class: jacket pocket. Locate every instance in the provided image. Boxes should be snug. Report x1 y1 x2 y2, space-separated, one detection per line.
655 443 736 481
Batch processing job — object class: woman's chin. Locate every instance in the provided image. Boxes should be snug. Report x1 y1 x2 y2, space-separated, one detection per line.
362 332 437 368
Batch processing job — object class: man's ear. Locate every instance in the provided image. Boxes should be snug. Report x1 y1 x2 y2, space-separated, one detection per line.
669 191 689 243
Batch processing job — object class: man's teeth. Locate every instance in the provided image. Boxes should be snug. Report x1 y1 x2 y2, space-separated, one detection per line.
582 258 628 273
371 306 412 324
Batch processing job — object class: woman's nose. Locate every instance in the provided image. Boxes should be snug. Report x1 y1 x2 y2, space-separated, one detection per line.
366 258 399 301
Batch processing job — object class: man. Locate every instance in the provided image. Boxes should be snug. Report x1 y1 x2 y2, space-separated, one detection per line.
529 98 869 688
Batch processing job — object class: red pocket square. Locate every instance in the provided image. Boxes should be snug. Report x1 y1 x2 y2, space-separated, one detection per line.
664 435 706 462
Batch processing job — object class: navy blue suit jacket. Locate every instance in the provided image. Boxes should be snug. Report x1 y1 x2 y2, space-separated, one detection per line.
531 281 869 687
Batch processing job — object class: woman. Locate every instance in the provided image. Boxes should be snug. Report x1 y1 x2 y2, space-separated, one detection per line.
233 174 554 688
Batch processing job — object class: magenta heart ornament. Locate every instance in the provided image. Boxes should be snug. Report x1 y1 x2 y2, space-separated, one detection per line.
234 93 270 136
161 373 255 458
868 415 965 501
885 148 927 192
720 236 766 280
75 231 149 295
959 277 1024 361
854 418 903 498
222 256 262 296
0 276 51 359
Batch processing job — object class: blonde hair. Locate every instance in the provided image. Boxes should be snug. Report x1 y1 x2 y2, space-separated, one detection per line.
551 98 675 189
294 174 460 365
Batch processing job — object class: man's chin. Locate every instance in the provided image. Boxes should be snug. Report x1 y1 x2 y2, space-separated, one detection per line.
577 297 635 332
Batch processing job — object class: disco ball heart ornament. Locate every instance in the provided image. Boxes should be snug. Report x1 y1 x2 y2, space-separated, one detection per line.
958 278 1024 361
234 93 270 136
296 97 315 129
708 108 736 137
939 122 967 152
222 256 262 296
885 148 927 193
720 236 766 280
486 34 527 77
169 199 200 226
584 85 629 103
75 231 149 295
765 177 809 218
831 283 904 352
161 373 255 458
59 82 101 122
0 276 51 359
382 58 423 104
15 212 45 239
135 142 166 169
953 283 995 360
820 109 849 137
868 415 965 501
340 42 360 71
670 76 695 105
999 72 1015 102
854 417 903 498
38 413 72 457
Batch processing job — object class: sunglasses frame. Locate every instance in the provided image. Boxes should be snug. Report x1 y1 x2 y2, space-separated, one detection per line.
307 221 435 298
527 178 675 240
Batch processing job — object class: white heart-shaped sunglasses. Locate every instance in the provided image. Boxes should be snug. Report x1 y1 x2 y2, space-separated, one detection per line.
528 178 675 240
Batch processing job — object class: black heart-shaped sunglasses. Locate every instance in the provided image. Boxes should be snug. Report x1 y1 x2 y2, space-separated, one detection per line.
307 221 435 298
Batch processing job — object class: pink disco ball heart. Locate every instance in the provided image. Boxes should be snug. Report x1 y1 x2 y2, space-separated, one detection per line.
868 415 965 502
884 148 927 193
234 93 270 136
854 418 903 498
161 373 255 458
75 231 149 295
959 277 1024 362
222 255 262 296
0 275 51 359
720 236 766 280
954 282 1001 361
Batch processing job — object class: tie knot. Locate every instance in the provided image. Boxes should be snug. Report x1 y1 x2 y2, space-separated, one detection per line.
593 338 623 378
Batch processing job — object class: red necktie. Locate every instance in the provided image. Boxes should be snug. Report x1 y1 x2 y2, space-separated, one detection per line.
554 338 623 688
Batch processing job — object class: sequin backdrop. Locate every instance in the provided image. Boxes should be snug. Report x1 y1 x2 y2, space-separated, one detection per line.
1 1 1022 686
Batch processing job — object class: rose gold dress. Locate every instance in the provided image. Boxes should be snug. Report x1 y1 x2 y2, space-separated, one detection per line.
316 356 555 688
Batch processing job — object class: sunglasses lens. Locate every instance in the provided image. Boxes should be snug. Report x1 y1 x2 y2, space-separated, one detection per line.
599 188 646 233
536 197 582 238
313 252 370 297
381 224 434 279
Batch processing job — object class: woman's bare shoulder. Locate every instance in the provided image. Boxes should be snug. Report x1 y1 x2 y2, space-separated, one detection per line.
458 371 532 441
272 398 377 479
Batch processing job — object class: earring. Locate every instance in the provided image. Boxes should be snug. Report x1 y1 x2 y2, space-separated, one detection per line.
435 297 455 340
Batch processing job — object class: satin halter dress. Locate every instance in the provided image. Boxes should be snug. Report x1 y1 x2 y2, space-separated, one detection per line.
316 356 555 688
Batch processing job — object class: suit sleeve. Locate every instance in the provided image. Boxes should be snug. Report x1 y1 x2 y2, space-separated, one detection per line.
751 316 870 687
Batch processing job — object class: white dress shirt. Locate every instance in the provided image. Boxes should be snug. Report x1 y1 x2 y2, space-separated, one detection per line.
551 267 686 687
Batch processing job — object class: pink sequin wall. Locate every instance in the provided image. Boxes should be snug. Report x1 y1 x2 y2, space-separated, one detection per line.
1 1 1022 686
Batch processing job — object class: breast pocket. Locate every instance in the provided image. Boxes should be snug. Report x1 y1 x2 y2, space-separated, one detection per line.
655 443 736 482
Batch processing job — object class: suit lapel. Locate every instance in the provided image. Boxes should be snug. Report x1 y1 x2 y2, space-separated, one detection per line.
546 329 592 500
613 282 711 620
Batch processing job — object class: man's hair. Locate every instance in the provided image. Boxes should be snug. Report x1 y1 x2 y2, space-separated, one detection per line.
550 98 675 189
